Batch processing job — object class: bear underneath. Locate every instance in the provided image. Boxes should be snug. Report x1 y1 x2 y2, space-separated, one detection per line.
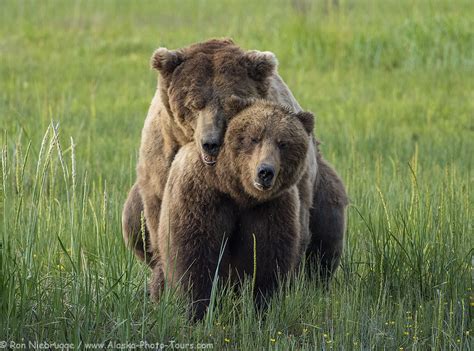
152 100 314 320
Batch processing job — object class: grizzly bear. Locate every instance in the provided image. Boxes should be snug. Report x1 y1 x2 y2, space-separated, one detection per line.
154 100 314 320
122 38 347 281
122 39 304 261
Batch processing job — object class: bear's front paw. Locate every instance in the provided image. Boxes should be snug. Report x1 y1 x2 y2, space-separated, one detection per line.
149 266 165 302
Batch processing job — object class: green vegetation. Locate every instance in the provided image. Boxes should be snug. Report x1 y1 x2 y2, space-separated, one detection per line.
1 0 472 349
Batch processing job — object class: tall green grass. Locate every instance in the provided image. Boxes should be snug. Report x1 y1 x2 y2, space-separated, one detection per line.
1 0 472 349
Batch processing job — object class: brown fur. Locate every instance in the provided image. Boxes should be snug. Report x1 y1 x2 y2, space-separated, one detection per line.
121 38 348 287
122 183 151 263
308 152 348 278
155 101 313 320
122 39 302 264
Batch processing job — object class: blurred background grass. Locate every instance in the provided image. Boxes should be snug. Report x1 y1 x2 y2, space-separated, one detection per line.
0 0 473 349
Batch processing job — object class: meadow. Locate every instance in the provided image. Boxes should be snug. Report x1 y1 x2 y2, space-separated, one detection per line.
0 0 472 349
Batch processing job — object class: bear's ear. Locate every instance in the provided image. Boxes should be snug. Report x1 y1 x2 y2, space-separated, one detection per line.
150 47 184 76
224 95 256 114
215 37 235 45
244 50 278 81
295 111 315 134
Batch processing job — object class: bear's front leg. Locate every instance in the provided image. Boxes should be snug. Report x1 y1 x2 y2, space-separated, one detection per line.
160 198 235 320
236 187 301 305
170 230 232 320
157 150 236 320
149 261 165 301
122 182 156 266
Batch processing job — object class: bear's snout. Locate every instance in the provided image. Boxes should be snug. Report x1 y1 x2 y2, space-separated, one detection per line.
200 137 221 166
201 138 221 156
254 163 276 190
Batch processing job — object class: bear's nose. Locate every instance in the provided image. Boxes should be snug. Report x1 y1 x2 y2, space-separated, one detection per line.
201 139 221 156
257 164 275 184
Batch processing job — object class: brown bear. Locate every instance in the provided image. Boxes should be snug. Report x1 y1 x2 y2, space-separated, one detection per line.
154 100 315 320
122 39 305 262
122 38 347 281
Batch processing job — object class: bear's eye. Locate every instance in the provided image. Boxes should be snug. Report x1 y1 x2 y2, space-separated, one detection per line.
278 141 287 149
251 137 259 144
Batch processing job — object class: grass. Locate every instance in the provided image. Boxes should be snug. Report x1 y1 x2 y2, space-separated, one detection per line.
0 0 473 349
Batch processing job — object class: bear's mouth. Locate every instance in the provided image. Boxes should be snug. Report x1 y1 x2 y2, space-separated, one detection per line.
253 181 272 191
201 152 217 166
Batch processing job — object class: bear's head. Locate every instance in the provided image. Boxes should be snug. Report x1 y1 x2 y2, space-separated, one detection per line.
151 38 278 166
223 99 314 202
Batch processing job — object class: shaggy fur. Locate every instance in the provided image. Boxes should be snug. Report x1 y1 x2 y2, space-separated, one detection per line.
121 38 348 285
123 39 302 262
154 101 313 320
